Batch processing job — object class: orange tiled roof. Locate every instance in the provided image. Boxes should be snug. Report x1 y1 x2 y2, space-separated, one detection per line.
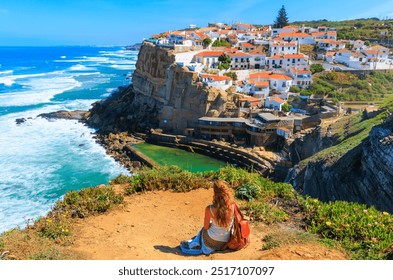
227 51 250 57
250 50 266 55
250 72 292 81
269 97 286 103
253 81 270 87
200 73 231 81
290 67 311 74
195 51 224 57
241 42 255 47
278 32 312 38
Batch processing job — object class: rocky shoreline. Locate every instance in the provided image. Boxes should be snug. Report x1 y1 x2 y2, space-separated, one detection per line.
93 131 146 171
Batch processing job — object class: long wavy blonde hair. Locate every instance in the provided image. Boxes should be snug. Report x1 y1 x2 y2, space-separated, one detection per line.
212 180 233 227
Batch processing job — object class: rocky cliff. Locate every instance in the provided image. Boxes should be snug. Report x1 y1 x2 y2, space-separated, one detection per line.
87 42 227 134
287 117 393 213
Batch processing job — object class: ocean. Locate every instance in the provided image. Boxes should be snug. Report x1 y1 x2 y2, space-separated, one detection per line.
0 46 137 233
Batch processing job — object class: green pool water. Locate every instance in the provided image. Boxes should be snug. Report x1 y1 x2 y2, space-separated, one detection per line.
134 143 226 173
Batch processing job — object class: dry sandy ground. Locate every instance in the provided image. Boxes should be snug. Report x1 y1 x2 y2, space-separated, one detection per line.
69 188 347 260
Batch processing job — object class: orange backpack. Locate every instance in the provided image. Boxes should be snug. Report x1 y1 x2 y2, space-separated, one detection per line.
226 202 250 250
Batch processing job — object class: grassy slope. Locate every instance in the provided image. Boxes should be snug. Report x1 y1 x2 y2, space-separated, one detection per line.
292 18 393 41
1 166 392 260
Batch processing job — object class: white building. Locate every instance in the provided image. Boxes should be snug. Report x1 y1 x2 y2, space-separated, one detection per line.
249 50 266 69
317 39 346 51
249 72 293 93
269 41 298 56
193 51 223 68
265 96 286 111
277 32 316 45
287 67 312 88
200 73 232 90
267 53 308 70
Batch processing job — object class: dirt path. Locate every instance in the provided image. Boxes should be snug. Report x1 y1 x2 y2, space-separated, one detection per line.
69 188 347 260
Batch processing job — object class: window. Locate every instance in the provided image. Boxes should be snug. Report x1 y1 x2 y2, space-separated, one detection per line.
292 59 295 63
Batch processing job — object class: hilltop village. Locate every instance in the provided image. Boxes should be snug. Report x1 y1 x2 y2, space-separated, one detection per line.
141 22 392 146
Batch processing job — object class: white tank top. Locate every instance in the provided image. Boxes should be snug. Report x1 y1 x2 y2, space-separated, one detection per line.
207 205 234 242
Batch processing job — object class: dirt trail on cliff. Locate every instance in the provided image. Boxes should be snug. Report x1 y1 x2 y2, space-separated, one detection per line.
68 188 347 260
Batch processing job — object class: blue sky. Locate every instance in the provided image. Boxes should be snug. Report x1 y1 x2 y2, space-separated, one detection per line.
0 0 393 46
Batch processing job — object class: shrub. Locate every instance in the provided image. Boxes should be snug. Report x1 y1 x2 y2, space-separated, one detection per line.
123 166 210 194
245 201 288 224
310 64 324 74
55 186 124 218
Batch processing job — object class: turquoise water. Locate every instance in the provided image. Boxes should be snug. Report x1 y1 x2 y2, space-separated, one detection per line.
0 46 136 233
134 143 226 172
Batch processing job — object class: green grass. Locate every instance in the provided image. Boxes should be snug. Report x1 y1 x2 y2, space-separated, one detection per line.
303 198 393 259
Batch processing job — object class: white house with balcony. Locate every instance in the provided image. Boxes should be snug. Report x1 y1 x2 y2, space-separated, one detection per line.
227 51 251 70
249 50 266 69
265 96 286 111
249 72 293 94
317 39 346 51
193 51 223 68
287 67 312 88
199 73 232 90
249 80 270 98
267 53 308 70
277 32 316 45
269 41 298 56
335 49 373 69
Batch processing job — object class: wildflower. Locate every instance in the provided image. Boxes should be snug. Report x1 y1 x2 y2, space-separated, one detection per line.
47 219 52 223
371 238 378 242
383 212 389 216
313 199 318 203
369 215 373 219
367 223 372 227
363 209 368 214
326 221 332 226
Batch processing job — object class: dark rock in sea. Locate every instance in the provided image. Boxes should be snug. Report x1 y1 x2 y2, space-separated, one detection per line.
79 144 85 147
38 110 88 121
15 118 26 125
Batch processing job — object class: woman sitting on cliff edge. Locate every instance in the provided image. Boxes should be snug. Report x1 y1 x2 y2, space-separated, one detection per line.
180 180 234 255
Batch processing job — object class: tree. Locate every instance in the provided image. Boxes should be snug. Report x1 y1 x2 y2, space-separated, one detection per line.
202 38 212 48
282 103 291 112
274 5 289 28
310 63 324 74
218 53 231 70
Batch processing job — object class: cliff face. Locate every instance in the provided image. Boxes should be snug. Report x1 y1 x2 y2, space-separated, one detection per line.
87 42 227 134
288 118 393 212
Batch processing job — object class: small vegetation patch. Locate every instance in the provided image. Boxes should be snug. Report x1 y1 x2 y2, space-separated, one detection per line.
111 166 211 195
303 198 393 260
262 231 318 251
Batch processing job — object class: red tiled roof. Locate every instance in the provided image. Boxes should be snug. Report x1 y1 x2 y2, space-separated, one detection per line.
269 97 286 103
241 42 255 47
291 67 311 74
227 51 250 57
253 81 269 87
200 73 231 81
278 32 312 38
249 50 266 55
195 51 224 57
249 72 292 81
